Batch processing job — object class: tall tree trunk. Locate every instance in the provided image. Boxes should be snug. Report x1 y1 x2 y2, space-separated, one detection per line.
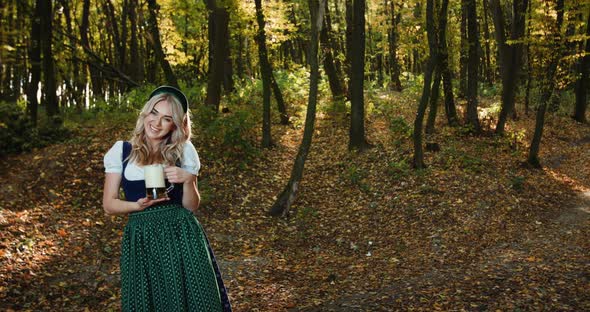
413 0 438 169
425 66 442 136
146 0 178 87
436 0 457 126
527 0 565 167
270 75 289 125
482 0 493 83
321 0 345 99
59 0 83 112
493 0 529 135
388 0 402 91
524 0 532 115
426 0 451 134
80 0 103 99
349 0 370 151
205 0 230 112
254 0 273 148
270 0 325 217
40 0 58 120
574 6 590 123
345 0 353 99
459 0 468 98
27 0 42 125
129 0 143 82
465 0 480 132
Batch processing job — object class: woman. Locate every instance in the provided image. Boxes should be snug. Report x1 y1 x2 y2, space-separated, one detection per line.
102 86 231 311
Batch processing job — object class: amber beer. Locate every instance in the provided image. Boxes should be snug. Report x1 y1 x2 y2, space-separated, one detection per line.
144 164 168 200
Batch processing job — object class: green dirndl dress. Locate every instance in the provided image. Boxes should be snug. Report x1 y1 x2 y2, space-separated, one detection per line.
118 142 231 311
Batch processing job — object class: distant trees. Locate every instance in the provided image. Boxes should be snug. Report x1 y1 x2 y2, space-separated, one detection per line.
0 0 587 169
270 0 324 217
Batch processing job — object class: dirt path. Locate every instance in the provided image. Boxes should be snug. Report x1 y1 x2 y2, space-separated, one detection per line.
302 192 590 311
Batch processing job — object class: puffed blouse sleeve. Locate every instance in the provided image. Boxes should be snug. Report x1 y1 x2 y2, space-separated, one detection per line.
182 141 201 176
103 141 123 173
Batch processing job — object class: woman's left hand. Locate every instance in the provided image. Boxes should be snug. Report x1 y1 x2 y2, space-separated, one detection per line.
164 166 196 184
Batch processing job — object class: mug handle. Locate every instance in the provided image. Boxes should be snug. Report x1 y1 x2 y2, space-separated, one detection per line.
166 184 175 194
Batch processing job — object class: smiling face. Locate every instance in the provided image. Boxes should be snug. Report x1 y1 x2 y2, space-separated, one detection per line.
143 100 176 147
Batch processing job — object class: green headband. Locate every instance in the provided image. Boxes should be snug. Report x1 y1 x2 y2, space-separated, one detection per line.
149 85 188 113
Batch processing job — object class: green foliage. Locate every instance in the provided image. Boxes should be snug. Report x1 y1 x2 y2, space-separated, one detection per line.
387 158 411 179
0 101 70 155
389 116 413 138
480 83 500 97
193 104 258 161
342 162 370 192
510 175 526 192
458 154 486 173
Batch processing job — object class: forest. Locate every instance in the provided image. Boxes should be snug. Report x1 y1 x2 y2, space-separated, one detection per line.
0 0 589 310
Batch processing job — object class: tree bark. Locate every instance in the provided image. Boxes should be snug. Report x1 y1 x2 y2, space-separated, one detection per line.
270 75 289 125
465 0 480 132
413 0 438 169
40 0 59 119
482 0 493 83
254 0 273 148
345 0 353 99
388 0 402 91
129 0 143 82
270 0 325 217
425 66 442 136
426 0 452 134
321 0 345 99
349 0 370 151
459 0 468 98
59 0 84 111
27 0 42 125
527 0 565 167
205 0 230 112
574 6 590 123
493 0 529 135
146 0 178 87
80 0 103 99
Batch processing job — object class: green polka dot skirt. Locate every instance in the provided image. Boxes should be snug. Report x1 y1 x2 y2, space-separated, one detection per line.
120 204 226 311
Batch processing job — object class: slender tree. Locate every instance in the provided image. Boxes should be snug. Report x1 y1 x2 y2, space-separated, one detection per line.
528 0 565 167
59 0 83 111
440 0 458 127
387 0 402 91
321 0 345 99
482 0 493 83
254 0 273 148
129 0 143 82
412 0 438 169
205 0 230 112
465 0 480 132
146 0 178 87
80 0 103 99
492 0 529 135
349 0 370 150
574 6 590 123
40 0 58 120
459 0 468 98
426 0 451 135
270 0 325 217
26 0 42 125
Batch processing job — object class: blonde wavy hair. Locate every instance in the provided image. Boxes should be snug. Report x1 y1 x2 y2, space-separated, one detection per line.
127 93 192 166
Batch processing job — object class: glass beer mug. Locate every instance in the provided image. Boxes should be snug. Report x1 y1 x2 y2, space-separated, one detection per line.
144 164 173 200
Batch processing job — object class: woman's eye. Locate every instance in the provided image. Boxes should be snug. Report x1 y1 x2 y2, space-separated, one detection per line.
150 110 157 115
164 118 173 123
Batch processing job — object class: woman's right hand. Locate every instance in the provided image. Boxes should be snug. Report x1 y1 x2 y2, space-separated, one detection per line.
136 197 168 211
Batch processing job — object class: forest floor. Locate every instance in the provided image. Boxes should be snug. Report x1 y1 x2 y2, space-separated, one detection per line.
0 94 589 311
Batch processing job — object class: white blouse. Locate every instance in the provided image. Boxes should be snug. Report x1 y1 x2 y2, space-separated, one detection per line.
103 141 201 181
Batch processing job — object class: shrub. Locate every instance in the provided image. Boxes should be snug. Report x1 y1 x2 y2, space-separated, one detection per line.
0 101 70 155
